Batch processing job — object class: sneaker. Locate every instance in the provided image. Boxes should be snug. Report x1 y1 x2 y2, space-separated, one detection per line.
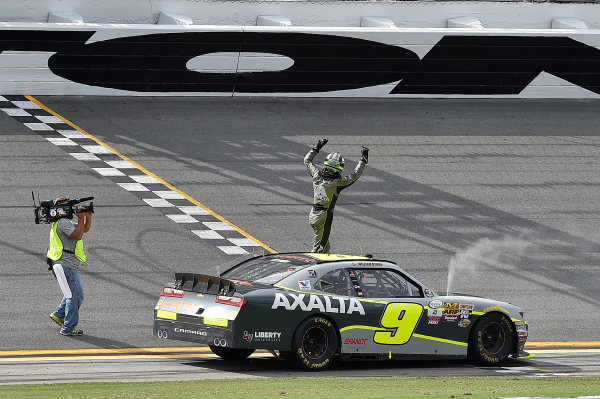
60 328 83 336
50 314 64 327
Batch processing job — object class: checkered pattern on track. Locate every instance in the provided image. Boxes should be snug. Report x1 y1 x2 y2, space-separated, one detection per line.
0 95 267 256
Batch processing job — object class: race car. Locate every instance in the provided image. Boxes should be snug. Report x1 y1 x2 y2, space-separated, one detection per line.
153 252 529 370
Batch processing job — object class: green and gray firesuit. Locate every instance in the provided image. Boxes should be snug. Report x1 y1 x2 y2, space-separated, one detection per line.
304 148 366 253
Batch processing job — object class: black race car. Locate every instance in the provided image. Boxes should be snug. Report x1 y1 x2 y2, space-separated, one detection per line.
154 252 529 370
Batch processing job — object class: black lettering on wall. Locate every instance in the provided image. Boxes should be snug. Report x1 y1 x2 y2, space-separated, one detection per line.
234 33 418 93
391 36 600 95
0 30 94 53
49 32 243 92
47 32 416 93
0 30 599 95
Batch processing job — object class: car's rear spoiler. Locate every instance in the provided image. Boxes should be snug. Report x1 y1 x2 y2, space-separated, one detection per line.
174 273 236 297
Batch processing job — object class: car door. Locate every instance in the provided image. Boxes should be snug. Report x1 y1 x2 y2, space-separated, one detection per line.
347 267 467 357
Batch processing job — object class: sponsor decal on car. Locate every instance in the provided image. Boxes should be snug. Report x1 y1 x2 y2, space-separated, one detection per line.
160 299 199 313
460 309 472 319
428 309 443 317
458 319 471 328
444 302 459 310
515 321 528 344
298 280 311 290
442 308 460 322
243 330 282 342
443 315 459 322
428 299 444 309
271 293 365 315
428 317 441 325
443 309 459 316
483 305 509 314
515 321 528 330
424 289 434 297
344 337 368 345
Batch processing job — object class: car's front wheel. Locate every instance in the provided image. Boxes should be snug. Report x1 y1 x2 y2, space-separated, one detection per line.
288 315 338 371
468 312 514 365
209 345 255 361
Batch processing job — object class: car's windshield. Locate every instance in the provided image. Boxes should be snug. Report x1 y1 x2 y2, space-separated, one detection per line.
221 254 316 284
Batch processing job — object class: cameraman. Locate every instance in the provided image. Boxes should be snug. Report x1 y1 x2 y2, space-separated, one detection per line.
48 197 92 336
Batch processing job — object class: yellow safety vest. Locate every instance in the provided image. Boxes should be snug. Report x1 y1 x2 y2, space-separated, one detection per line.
47 220 86 262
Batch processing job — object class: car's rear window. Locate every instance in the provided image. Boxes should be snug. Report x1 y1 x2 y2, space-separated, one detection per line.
221 254 316 284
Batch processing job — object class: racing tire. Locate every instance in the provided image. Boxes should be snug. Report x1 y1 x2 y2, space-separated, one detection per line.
209 345 255 361
468 312 514 366
288 315 338 371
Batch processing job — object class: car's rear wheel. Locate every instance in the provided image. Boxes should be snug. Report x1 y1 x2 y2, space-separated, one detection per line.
209 345 255 361
468 312 514 366
288 315 338 371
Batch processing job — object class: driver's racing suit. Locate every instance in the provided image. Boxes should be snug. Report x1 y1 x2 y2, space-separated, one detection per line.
304 148 366 253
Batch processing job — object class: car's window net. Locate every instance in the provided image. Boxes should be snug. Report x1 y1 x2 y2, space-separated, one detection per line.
315 269 353 297
352 269 422 298
220 254 316 284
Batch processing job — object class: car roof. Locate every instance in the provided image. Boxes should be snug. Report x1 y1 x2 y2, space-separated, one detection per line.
219 252 381 285
218 252 436 297
220 252 373 272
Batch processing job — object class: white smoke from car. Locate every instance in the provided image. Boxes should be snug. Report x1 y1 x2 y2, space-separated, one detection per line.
446 232 537 296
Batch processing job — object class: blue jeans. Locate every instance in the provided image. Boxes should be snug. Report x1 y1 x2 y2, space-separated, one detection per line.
53 265 84 333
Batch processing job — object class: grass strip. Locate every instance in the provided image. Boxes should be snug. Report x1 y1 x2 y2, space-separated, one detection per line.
0 376 599 399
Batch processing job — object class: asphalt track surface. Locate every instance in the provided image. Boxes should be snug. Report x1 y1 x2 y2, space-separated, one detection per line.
1 96 599 382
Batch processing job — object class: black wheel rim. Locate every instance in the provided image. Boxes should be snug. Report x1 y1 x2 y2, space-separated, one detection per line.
302 326 329 360
481 321 505 355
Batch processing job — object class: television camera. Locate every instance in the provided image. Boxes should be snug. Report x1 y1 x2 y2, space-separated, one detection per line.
32 192 94 224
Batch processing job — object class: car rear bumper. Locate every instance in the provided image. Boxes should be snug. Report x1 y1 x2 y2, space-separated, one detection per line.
154 312 234 347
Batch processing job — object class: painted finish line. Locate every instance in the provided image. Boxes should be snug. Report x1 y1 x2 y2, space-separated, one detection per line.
0 94 275 256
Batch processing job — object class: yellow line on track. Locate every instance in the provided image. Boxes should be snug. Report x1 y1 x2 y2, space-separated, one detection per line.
528 348 600 354
526 341 600 348
0 354 215 362
26 95 277 254
0 347 212 357
0 353 273 363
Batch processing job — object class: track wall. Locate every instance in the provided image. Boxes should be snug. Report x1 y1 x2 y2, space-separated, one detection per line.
1 23 600 98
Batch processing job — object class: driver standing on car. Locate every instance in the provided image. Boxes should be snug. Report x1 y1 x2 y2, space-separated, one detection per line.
48 197 92 336
304 139 368 253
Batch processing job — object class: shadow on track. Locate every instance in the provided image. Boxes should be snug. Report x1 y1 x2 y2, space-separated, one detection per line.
182 355 582 378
